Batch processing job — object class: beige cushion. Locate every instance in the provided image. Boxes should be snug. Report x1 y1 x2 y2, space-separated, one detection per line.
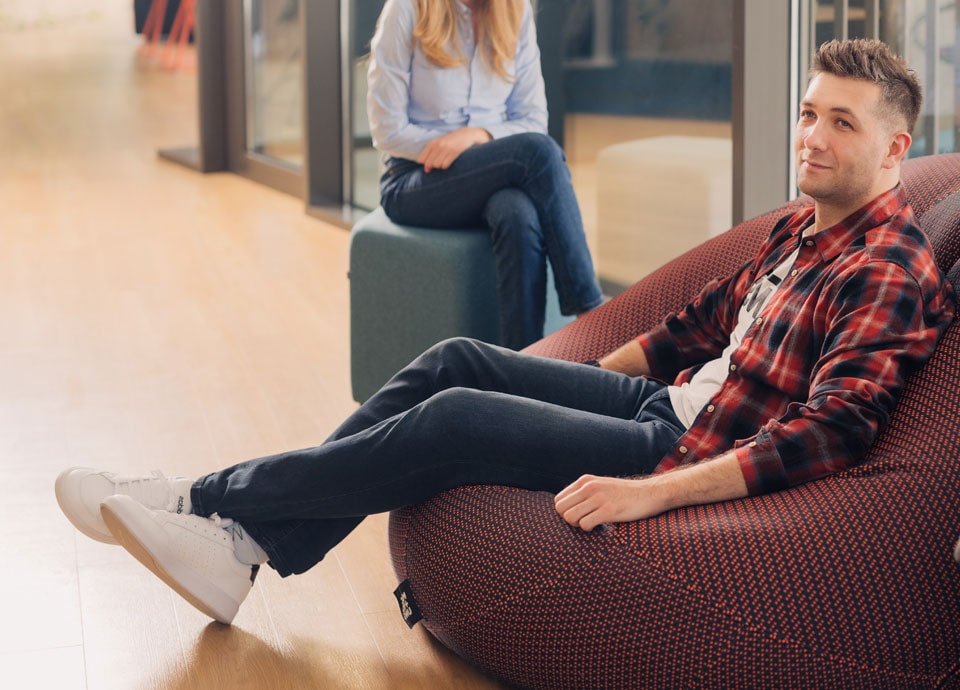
596 136 732 285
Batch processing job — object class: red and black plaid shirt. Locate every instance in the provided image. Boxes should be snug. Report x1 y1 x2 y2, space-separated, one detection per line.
637 186 956 495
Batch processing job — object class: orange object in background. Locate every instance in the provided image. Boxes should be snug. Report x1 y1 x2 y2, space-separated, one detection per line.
140 0 195 71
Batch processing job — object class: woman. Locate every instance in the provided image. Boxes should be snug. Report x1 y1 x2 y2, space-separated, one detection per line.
367 0 603 349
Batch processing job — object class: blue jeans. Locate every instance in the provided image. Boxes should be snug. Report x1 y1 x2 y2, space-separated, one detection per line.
379 132 603 350
191 338 684 576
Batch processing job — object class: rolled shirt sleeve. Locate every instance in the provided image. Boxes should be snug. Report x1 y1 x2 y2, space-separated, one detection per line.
732 259 954 494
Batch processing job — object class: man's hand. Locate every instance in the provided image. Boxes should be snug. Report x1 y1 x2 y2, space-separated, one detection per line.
555 451 749 531
554 475 666 532
597 339 651 376
418 127 492 172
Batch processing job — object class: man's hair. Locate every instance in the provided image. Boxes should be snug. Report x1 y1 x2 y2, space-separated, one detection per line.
811 38 922 134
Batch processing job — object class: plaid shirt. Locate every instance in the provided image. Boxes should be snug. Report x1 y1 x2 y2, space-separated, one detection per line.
637 186 956 495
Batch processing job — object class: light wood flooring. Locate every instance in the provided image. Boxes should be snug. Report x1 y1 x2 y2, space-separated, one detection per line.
0 2 503 688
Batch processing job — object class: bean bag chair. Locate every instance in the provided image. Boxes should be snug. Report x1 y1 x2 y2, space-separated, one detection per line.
388 153 960 689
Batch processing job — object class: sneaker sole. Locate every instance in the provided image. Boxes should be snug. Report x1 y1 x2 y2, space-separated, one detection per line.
100 498 240 625
55 468 119 545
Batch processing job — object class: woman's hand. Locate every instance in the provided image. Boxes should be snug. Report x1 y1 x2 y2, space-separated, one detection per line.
418 127 492 172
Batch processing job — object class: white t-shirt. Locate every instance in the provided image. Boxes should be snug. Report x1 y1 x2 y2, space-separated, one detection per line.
667 244 802 428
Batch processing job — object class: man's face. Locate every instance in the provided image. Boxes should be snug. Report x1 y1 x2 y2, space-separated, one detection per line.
794 72 899 214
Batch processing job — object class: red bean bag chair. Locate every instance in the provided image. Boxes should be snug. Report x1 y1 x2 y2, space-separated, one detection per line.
389 153 960 689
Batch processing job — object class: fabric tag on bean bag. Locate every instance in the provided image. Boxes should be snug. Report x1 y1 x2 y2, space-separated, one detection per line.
394 579 423 628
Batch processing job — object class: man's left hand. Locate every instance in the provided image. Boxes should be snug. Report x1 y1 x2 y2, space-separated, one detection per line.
554 475 664 531
554 452 749 532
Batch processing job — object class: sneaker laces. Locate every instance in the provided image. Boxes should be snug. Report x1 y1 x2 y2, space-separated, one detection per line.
210 513 242 541
111 470 180 512
210 513 261 578
210 513 234 529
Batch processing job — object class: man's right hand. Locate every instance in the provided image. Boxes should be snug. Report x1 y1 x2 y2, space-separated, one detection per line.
598 339 651 376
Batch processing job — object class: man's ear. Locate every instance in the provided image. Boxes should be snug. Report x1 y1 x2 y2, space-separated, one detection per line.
883 130 912 168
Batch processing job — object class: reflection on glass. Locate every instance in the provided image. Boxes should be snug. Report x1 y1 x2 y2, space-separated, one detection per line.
348 0 743 261
245 0 303 168
350 0 387 211
551 0 734 289
810 0 958 155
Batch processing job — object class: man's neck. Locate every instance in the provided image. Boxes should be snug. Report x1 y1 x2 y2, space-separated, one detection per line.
811 180 900 235
811 205 852 235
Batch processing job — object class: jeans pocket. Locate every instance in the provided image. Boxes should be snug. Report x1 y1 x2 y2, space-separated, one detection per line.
637 419 685 474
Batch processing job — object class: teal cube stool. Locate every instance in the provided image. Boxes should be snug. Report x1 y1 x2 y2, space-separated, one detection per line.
349 207 573 402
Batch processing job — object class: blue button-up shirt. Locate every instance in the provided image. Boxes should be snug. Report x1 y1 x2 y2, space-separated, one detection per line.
367 0 548 162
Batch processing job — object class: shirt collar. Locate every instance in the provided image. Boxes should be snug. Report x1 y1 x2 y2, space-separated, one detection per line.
786 185 909 262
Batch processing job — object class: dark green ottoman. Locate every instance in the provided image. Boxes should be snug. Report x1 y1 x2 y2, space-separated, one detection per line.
349 207 572 402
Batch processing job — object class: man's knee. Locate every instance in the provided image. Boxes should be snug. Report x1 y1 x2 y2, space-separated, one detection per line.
420 336 487 366
419 337 514 385
418 386 487 429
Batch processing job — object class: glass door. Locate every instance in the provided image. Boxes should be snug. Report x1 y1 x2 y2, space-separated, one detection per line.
244 0 305 168
218 0 305 198
346 0 387 211
539 0 735 289
806 0 959 156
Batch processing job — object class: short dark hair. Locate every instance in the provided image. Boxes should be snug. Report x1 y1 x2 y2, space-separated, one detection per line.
811 38 922 134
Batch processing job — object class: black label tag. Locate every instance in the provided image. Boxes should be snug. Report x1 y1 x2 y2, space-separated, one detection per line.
393 579 423 629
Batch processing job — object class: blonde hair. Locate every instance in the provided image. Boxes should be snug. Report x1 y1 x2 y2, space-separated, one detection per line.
414 0 524 80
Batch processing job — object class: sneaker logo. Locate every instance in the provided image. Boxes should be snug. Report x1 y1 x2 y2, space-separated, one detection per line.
176 496 185 514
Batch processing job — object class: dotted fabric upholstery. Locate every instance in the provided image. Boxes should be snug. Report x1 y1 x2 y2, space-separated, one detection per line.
388 153 960 689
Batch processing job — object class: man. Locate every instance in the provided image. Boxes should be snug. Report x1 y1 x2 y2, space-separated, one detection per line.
56 39 955 626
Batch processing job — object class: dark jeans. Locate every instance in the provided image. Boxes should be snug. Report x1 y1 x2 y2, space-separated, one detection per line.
379 132 603 350
191 338 684 576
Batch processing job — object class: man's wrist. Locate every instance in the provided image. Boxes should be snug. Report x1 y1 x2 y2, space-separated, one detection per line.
640 474 673 515
645 452 749 514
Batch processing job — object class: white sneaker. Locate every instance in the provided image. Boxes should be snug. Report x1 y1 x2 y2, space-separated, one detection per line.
100 495 257 625
55 467 192 544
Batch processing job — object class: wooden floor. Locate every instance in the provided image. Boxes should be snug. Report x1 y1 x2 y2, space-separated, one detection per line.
0 2 504 688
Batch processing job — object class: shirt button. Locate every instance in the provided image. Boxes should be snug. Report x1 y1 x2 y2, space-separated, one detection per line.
805 240 814 247
790 269 799 277
748 441 758 447
706 404 715 413
678 445 688 454
755 317 763 325
729 364 737 372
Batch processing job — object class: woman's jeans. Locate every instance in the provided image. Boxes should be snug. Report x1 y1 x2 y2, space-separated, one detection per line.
378 132 603 350
191 338 685 577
